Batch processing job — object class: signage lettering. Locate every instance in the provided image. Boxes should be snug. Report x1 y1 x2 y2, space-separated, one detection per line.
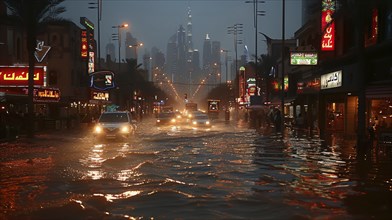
0 66 45 86
321 70 342 89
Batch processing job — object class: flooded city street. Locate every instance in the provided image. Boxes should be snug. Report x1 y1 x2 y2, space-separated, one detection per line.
1 117 391 219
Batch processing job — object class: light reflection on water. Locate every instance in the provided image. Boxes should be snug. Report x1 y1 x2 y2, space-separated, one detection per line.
2 121 392 219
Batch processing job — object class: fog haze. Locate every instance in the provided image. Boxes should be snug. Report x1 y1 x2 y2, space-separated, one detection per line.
61 0 303 61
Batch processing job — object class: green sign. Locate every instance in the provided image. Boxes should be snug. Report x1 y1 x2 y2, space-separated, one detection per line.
290 52 318 65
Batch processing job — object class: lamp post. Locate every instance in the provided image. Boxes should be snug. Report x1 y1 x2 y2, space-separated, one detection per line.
112 23 128 72
88 0 102 69
128 42 143 63
281 0 285 132
227 24 243 82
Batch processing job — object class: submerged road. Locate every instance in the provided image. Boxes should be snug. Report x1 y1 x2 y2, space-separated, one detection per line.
1 117 391 219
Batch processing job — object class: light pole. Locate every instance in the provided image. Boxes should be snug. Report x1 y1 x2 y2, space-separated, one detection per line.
281 0 285 132
112 23 128 72
88 0 102 69
128 42 143 63
227 24 243 82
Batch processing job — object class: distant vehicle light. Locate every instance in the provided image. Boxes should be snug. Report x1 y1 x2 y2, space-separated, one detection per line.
94 125 102 133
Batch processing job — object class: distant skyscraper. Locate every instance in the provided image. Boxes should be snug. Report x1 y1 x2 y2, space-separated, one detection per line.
202 34 212 70
125 32 138 60
192 49 200 73
186 7 194 62
211 41 221 65
166 34 178 82
177 25 187 84
106 42 115 62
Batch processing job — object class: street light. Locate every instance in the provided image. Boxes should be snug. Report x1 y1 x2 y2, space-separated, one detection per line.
112 23 128 72
227 24 243 81
245 0 265 97
281 0 285 132
88 0 102 69
128 42 143 63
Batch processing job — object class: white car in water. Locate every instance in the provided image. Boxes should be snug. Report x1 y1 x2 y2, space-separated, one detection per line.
93 111 136 140
190 113 211 128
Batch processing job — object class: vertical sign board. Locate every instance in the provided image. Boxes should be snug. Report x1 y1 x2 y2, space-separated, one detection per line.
238 66 246 104
81 30 88 59
321 0 335 51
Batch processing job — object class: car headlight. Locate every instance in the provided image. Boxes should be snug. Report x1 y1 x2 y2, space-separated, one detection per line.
94 125 102 133
121 126 129 133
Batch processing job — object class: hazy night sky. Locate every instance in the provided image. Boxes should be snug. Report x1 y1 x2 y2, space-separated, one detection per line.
61 0 303 62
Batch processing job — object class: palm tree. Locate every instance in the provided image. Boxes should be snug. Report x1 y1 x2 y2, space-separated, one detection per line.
4 0 66 138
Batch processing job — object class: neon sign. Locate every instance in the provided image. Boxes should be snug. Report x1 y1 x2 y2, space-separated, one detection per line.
81 30 88 58
90 71 115 91
290 52 318 65
321 0 335 51
0 66 45 86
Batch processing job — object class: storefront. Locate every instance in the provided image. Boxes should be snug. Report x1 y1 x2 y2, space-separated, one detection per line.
366 83 392 146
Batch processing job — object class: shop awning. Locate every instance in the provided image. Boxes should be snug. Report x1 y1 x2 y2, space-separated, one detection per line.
366 84 392 98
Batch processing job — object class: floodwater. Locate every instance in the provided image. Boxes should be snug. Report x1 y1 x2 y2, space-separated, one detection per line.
1 117 391 219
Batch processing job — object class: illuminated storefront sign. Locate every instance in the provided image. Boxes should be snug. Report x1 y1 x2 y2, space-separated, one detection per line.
2 87 60 102
81 30 88 58
0 66 46 86
297 78 320 94
91 91 109 101
33 87 60 102
90 71 115 90
321 0 335 51
290 52 318 65
273 76 289 92
34 40 51 63
238 66 246 103
321 70 342 89
88 51 95 74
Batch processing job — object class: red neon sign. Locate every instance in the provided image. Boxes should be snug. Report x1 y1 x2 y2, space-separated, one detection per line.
321 0 335 51
0 66 45 86
81 30 88 58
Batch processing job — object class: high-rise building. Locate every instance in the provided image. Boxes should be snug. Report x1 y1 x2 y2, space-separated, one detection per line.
186 7 194 63
202 34 212 70
106 42 115 62
166 33 178 83
125 32 138 60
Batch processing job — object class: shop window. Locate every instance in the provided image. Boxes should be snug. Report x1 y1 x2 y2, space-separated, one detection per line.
370 98 392 131
326 102 345 132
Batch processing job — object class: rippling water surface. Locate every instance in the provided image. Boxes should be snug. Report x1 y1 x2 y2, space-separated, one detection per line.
1 118 391 219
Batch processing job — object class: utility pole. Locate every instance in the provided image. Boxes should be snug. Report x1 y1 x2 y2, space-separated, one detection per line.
281 0 285 132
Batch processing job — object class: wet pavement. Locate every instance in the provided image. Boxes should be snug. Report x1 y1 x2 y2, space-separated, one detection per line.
1 117 391 219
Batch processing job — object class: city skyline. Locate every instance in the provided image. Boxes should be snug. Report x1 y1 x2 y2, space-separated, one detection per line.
61 0 303 62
